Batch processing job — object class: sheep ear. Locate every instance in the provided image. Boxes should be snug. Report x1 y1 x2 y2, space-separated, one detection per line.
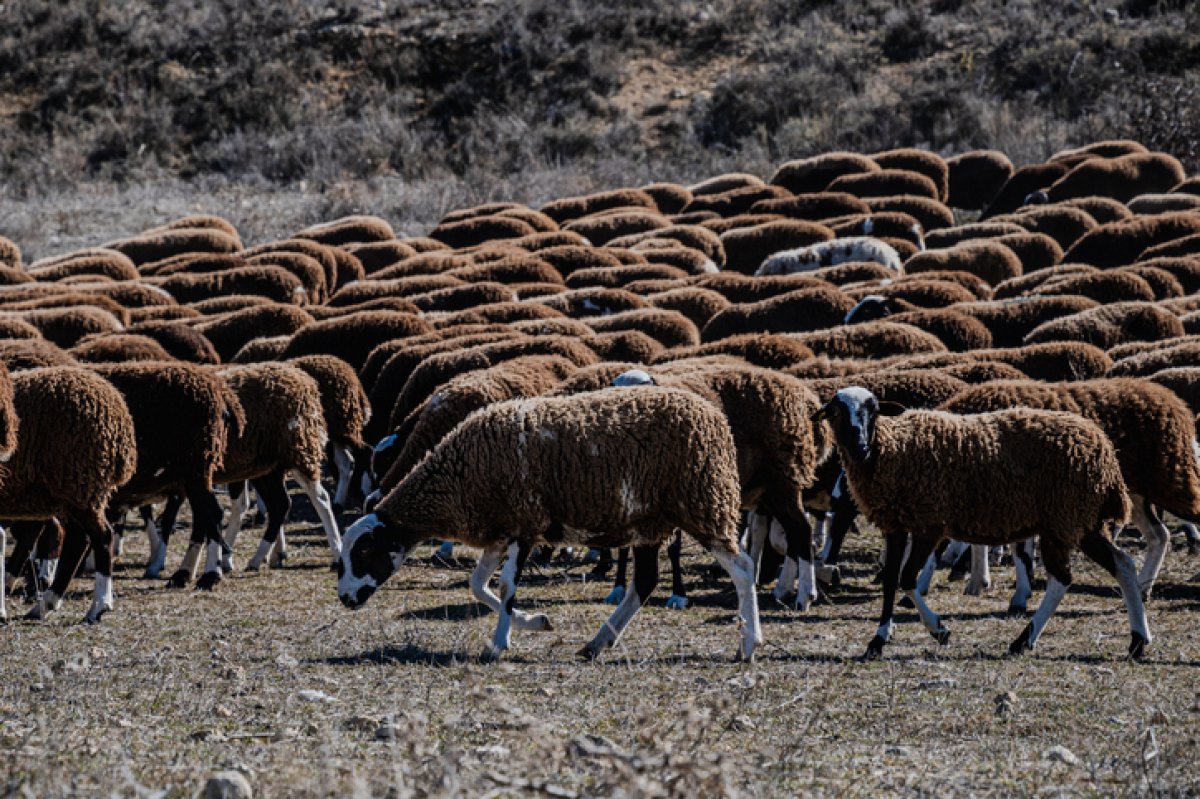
877 400 907 416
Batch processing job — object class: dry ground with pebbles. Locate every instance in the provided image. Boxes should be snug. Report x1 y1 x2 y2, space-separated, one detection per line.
2 490 1199 798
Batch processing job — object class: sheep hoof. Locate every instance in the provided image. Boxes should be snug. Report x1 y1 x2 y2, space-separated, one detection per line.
220 556 235 573
522 613 553 632
1006 602 1027 619
665 594 688 611
166 570 191 589
84 607 109 624
143 567 161 580
576 643 603 661
1007 625 1034 656
244 561 263 573
1129 632 1149 660
735 646 755 664
603 585 626 605
816 564 840 587
479 645 505 664
932 627 951 646
24 606 47 621
963 581 987 597
195 571 222 591
862 636 887 661
897 595 915 609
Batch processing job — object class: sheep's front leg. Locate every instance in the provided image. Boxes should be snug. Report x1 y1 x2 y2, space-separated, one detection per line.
1078 529 1151 659
469 549 552 631
581 545 659 660
714 548 761 661
1008 539 1036 616
1130 497 1169 600
744 510 771 583
865 531 907 659
665 530 688 610
964 543 991 596
603 547 629 605
482 540 532 662
902 536 951 646
293 472 342 562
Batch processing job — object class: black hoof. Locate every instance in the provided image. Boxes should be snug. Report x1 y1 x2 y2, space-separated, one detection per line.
195 571 222 591
1129 631 1148 660
862 635 886 661
576 644 602 661
898 595 915 609
933 628 951 646
166 570 190 589
1006 603 1027 619
1008 624 1033 656
827 567 842 588
329 559 339 572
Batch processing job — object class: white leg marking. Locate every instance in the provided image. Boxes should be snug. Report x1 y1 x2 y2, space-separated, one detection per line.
1011 541 1033 612
875 620 895 644
221 489 251 572
487 542 522 658
811 515 828 561
905 587 949 639
715 549 761 660
773 556 798 604
795 557 817 611
86 573 114 622
941 539 969 567
1025 577 1069 649
1131 498 1169 598
744 511 770 582
178 541 203 581
293 472 342 559
1111 543 1152 645
915 553 937 596
26 589 62 620
767 518 788 555
203 539 222 576
965 543 991 596
112 532 124 559
247 538 274 571
270 531 288 567
470 549 550 631
144 518 166 578
37 558 58 587
333 446 354 508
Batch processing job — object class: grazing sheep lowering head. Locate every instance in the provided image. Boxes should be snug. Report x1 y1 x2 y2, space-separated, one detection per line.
337 511 409 609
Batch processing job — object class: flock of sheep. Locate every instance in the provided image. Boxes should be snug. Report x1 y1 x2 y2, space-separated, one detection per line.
2 138 1200 664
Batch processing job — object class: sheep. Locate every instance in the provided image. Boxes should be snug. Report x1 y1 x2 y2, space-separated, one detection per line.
343 240 419 274
0 236 20 267
565 264 689 290
337 386 761 662
244 252 330 302
327 247 367 291
564 211 668 246
0 293 130 326
803 368 968 410
719 220 837 274
231 335 292 364
750 192 870 221
79 281 178 310
306 297 423 320
242 239 339 289
991 232 1063 272
700 214 785 234
1127 193 1200 215
1051 140 1149 162
104 228 241 266
533 246 626 277
0 266 32 286
295 215 395 246
187 295 274 314
493 207 559 233
756 237 900 275
149 266 307 305
671 211 721 225
405 282 515 314
992 265 1096 299
639 182 693 214
844 299 993 351
88 361 244 587
28 254 140 283
1107 341 1200 377
653 334 813 370
826 211 925 249
287 354 371 511
400 236 453 253
69 334 174 363
1057 196 1134 225
904 242 1023 286
1037 271 1158 303
635 245 719 275
540 189 659 224
1 367 136 623
328 275 465 305
693 272 823 303
440 202 525 224
891 341 1113 382
942 378 1200 601
1138 233 1200 260
1024 302 1184 348
644 287 730 329
701 285 856 341
980 162 1072 218
1047 153 1187 203
923 222 1027 249
945 150 1014 210
1003 205 1099 250
863 195 955 231
579 308 699 349
816 387 1147 659
871 148 949 200
145 214 242 243
446 256 564 286
581 330 664 363
769 152 881 195
139 252 243 278
0 339 76 371
281 310 434 370
529 287 648 317
608 225 725 267
952 296 1102 347
802 261 897 286
792 321 948 359
1064 212 1200 267
827 169 940 200
681 184 791 217
427 216 537 249
1118 265 1183 299
0 307 124 348
193 304 314 362
124 321 220 364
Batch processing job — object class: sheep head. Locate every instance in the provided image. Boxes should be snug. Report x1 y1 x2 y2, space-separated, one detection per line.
336 510 417 609
813 386 879 463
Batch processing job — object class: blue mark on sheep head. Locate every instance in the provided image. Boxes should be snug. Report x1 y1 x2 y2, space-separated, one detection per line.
814 387 879 462
337 511 412 609
611 369 656 387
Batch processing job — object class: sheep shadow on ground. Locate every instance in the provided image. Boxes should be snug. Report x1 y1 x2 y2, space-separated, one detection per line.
315 643 466 667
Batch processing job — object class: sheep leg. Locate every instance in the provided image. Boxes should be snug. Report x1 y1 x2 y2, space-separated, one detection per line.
1180 522 1200 553
811 512 828 563
483 540 532 662
715 547 760 661
74 509 116 623
246 471 291 571
821 473 858 577
580 545 659 660
5 521 40 597
604 547 629 605
331 445 355 513
744 509 771 583
1079 531 1151 659
151 496 186 580
141 504 167 579
1009 539 1036 616
292 471 342 561
665 530 688 610
28 517 90 621
180 483 225 590
469 548 552 631
221 482 252 572
964 544 991 596
1 524 6 622
865 531 908 659
1009 546 1073 656
915 552 937 596
767 495 818 611
1130 498 1169 600
901 536 951 645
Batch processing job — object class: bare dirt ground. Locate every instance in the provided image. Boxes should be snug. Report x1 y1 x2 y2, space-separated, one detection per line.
2 487 1199 798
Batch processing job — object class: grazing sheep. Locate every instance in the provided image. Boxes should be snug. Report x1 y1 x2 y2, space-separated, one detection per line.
104 228 241 266
440 202 525 224
700 213 786 234
1127 193 1200 215
1051 140 1149 161
992 265 1096 299
125 321 220 364
194 304 314 362
803 261 897 286
639 182 693 214
564 211 668 246
946 150 1014 210
343 241 418 274
644 287 730 329
244 252 329 302
682 184 791 217
242 239 339 290
607 225 726 267
146 214 242 243
1003 205 1099 250
826 211 925 248
942 378 1200 601
1047 153 1187 203
756 237 900 275
28 254 140 283
654 333 814 370
828 169 940 200
281 310 434 370
1024 302 1184 348
1107 340 1200 377
1064 212 1200 267
427 215 537 249
981 162 1072 218
923 222 1026 249
2 367 136 623
408 282 515 313
328 275 464 306
816 388 1146 659
844 298 993 351
287 354 371 511
0 236 21 268
565 264 689 289
893 341 1113 382
1057 196 1134 225
905 241 1022 286
1037 271 1157 303
871 148 949 200
719 220 837 274
530 287 648 317
953 296 1102 347
149 266 307 305
540 189 658 224
750 192 870 221
338 387 761 662
792 321 948 358
991 232 1063 272
701 286 856 341
1138 233 1200 261
295 215 395 247
0 339 76 371
636 245 719 275
0 307 125 348
863 195 955 231
581 308 699 349
770 153 881 195
447 256 563 286
70 334 174 363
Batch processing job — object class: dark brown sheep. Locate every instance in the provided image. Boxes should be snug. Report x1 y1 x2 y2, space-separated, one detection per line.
871 148 949 201
0 266 32 286
1064 212 1200 267
682 184 791 217
945 150 1014 210
992 264 1096 299
104 228 241 266
427 301 563 329
688 173 765 196
540 189 658 224
639 182 693 214
999 205 1099 250
145 214 241 243
886 309 994 351
895 341 1114 382
1051 140 1149 161
636 244 719 274
231 336 293 364
0 307 124 348
1133 256 1200 292
1037 270 1157 303
150 266 307 305
1127 193 1200 215
295 215 395 246
530 286 648 317
793 321 947 358
427 215 536 249
281 310 434 370
1024 301 1185 348
1118 265 1183 299
1047 153 1186 203
1056 196 1133 224
1137 232 1200 261
719 220 838 274
0 318 43 339
565 263 690 290
1107 341 1200 377
242 239 339 290
905 241 1023 286
803 261 897 286
70 334 174 363
244 251 329 303
654 333 814 370
863 195 955 231
193 304 315 362
645 287 730 329
700 214 786 234
701 285 855 341
992 232 1063 272
607 224 725 267
125 320 220 364
770 152 880 195
953 296 1102 347
582 308 700 349
446 256 564 286
327 275 464 306
0 339 75 371
532 245 625 278
343 240 419 274
28 254 139 283
924 222 1027 249
564 211 668 246
406 282 515 314
750 192 870 221
980 162 1072 218
440 202 525 225
827 169 940 200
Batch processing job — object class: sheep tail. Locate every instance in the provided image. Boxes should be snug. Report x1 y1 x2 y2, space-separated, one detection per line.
219 381 247 439
1101 481 1132 528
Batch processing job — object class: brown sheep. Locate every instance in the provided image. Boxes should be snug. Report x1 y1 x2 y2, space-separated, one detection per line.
719 220 837 274
1047 153 1187 203
244 252 329 303
607 224 725 267
1119 265 1183 299
945 150 1014 210
145 214 241 243
231 336 292 364
980 162 1072 218
440 202 525 225
0 266 32 286
1138 233 1200 261
295 215 394 246
193 304 315 362
1051 140 1149 161
1127 193 1200 215
69 334 174 363
540 189 658 224
1055 196 1133 224
343 240 419 274
636 245 719 275
682 184 791 217
1024 301 1185 348
871 148 949 200
645 287 730 329
281 310 434 370
924 221 1027 249
654 333 814 370
581 308 700 349
827 169 940 200
1002 205 1099 250
802 261 896 286
189 295 277 315
149 266 307 305
446 256 564 286
530 246 624 278
0 235 21 268
639 182 693 214
564 211 668 246
125 320 220 364
407 282 516 313
688 173 765 196
427 215 536 249
426 301 564 329
953 296 1102 347
992 264 1096 299
750 192 870 221
0 307 124 348
843 277 982 308
894 341 1114 382
792 321 948 359
27 254 139 283
992 232 1063 272
242 239 339 290
104 228 240 266
0 318 43 339
700 214 785 234
1064 212 1200 267
530 286 648 317
327 274 464 306
886 309 994 351
701 285 855 341
863 195 955 230
0 339 75 371
770 152 880 195
565 264 690 290
1133 256 1200 293
693 272 822 303
1037 270 1158 303
905 241 1023 286
128 306 200 323
1107 341 1200 377
826 212 925 248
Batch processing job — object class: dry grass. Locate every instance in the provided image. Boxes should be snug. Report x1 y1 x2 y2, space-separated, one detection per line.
3 487 1199 797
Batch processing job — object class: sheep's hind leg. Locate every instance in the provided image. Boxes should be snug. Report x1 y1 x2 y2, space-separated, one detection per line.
469 548 552 631
581 545 659 660
27 516 90 621
603 547 629 605
220 482 252 572
292 471 342 562
1008 539 1036 616
713 547 761 661
142 504 167 579
864 531 907 659
744 509 771 583
246 472 290 571
185 484 226 591
964 543 991 596
1079 530 1151 659
483 540 533 662
665 530 688 610
76 509 116 623
1009 545 1072 656
770 497 818 611
901 536 951 646
1130 498 1169 600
